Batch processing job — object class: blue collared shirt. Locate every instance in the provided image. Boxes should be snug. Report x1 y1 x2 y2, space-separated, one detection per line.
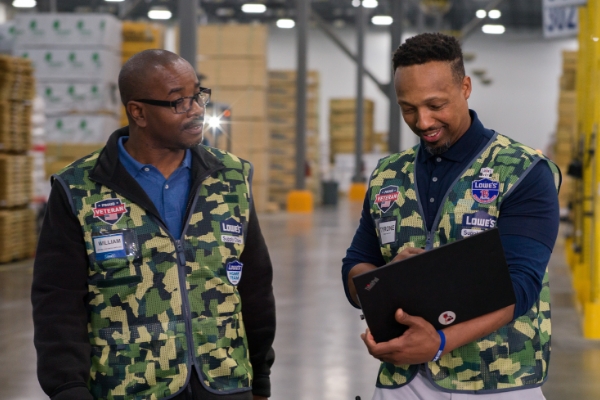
118 137 192 239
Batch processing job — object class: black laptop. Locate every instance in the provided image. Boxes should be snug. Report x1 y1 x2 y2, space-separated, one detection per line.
353 228 516 343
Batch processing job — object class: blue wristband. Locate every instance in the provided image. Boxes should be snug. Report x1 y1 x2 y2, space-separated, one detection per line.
432 330 446 362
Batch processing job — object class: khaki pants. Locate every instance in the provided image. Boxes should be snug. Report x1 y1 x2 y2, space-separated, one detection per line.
372 373 546 400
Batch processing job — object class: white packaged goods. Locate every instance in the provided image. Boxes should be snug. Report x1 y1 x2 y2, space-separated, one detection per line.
14 48 120 82
14 14 121 52
0 22 16 54
46 114 119 143
37 81 120 115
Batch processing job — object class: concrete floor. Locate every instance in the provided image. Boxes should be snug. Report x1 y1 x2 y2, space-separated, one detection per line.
2 200 600 400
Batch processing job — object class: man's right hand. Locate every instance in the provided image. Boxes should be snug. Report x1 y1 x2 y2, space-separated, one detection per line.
348 247 425 305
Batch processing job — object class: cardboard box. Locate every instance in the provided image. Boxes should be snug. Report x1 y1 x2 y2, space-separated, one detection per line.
46 114 119 143
267 94 318 115
268 70 319 85
211 87 267 119
330 98 374 113
229 119 269 155
267 112 319 131
268 81 319 98
14 13 122 52
0 154 33 208
198 24 267 58
46 142 104 159
37 81 120 115
198 57 267 88
15 48 120 82
245 150 269 184
0 207 36 263
122 21 164 54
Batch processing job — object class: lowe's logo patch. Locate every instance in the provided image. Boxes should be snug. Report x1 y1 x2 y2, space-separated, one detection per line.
375 185 399 213
471 168 499 204
221 218 243 244
226 260 243 286
93 199 127 225
461 210 497 238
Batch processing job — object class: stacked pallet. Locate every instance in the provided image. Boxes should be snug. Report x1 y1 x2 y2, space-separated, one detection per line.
198 24 270 212
0 54 36 263
120 22 165 127
329 98 374 158
267 70 320 209
553 50 577 215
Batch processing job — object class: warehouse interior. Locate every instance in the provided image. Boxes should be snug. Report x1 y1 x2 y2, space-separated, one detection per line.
1 0 600 399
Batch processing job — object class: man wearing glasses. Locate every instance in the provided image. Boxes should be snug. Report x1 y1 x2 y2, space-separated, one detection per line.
31 50 275 400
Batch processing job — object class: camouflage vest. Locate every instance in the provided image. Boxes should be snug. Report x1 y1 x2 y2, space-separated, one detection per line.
368 133 560 393
55 147 254 400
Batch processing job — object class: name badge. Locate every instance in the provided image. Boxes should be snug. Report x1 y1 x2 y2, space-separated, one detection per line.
93 233 126 261
378 219 397 245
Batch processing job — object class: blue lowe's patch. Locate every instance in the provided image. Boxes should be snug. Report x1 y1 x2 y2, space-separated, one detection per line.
93 198 127 225
226 260 243 286
472 168 499 204
375 185 399 213
220 218 243 236
460 210 497 238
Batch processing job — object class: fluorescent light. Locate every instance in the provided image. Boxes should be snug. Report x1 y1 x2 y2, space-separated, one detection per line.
482 24 505 34
362 0 378 8
372 15 393 25
276 19 295 29
208 116 221 129
352 0 360 7
476 9 486 19
148 7 172 20
241 3 266 13
488 10 501 19
12 0 36 8
104 0 125 2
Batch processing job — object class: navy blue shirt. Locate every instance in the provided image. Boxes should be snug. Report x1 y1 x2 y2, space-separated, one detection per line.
342 111 560 319
118 137 192 239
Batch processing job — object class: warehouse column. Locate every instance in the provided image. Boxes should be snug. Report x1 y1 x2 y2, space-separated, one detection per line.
178 0 198 71
286 0 313 213
348 2 368 201
388 0 404 155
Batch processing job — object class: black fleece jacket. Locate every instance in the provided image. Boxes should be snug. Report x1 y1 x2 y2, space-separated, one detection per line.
31 127 276 400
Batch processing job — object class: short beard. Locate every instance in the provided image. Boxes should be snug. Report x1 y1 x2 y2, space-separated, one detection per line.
424 141 451 155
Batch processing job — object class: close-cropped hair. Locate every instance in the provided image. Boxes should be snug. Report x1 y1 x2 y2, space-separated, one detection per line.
392 32 465 84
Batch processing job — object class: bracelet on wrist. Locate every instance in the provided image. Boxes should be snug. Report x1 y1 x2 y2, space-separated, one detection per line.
432 330 446 362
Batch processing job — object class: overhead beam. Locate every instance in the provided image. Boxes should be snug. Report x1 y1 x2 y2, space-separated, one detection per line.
178 0 198 70
295 0 309 190
459 0 507 42
312 11 389 95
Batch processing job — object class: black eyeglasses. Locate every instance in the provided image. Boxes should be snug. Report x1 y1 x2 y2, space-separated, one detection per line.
134 87 211 114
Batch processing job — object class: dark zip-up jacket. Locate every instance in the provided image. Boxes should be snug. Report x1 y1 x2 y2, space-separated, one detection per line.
32 127 276 400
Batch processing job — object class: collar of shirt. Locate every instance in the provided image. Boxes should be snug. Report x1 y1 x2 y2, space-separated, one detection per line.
117 136 191 180
418 110 489 165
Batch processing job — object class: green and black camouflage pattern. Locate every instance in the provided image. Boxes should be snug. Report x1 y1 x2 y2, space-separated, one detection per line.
367 133 560 392
56 146 254 400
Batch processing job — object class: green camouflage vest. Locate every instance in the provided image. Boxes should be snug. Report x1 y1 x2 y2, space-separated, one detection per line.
55 146 254 400
368 133 560 393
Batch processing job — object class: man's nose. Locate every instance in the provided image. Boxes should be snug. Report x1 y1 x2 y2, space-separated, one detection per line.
415 109 435 131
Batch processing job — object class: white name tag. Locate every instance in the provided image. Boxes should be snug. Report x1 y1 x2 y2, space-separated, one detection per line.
93 233 126 260
379 220 397 245
222 235 243 244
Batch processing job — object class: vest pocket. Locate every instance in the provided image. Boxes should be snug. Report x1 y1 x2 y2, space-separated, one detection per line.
192 313 252 391
89 322 188 399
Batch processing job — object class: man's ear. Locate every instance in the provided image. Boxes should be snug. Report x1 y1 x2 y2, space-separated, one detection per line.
126 101 147 128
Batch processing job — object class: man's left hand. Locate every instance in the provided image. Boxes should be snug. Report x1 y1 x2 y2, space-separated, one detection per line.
361 308 440 365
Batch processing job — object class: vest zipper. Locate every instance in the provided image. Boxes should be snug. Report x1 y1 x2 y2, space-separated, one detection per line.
173 238 196 367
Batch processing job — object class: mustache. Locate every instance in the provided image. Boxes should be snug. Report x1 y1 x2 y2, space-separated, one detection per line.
183 116 204 130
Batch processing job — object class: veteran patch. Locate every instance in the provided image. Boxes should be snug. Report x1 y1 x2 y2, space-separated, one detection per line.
93 199 127 225
461 210 497 238
221 218 243 244
375 185 399 213
226 260 243 286
472 167 499 204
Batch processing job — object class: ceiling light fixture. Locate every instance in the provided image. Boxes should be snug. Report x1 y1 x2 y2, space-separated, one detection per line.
104 0 125 2
351 0 360 7
241 3 267 13
482 24 505 34
362 0 378 8
277 19 295 28
371 15 393 25
488 10 501 19
476 9 486 19
12 0 36 7
148 7 172 20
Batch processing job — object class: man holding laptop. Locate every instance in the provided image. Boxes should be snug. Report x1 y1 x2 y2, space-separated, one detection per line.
342 33 560 399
